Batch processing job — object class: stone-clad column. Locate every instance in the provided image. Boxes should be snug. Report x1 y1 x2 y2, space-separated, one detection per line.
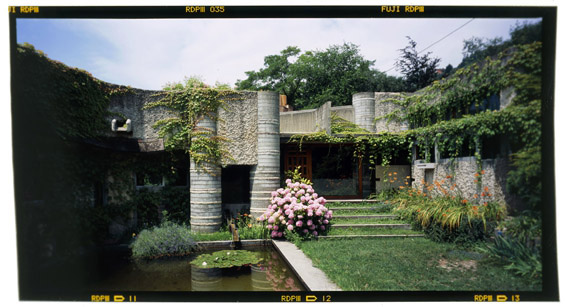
352 92 376 133
250 91 280 218
190 115 222 233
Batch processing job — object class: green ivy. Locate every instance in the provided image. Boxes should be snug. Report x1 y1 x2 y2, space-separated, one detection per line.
288 43 542 205
14 43 114 140
143 81 239 170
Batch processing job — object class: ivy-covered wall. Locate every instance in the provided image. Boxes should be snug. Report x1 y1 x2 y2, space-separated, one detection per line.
108 87 259 165
285 42 542 213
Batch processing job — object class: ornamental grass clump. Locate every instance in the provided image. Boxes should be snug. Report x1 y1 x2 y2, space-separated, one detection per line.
259 179 332 239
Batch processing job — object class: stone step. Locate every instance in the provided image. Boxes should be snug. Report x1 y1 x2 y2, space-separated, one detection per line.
325 199 379 203
319 234 425 239
331 223 412 229
329 207 389 211
333 214 398 220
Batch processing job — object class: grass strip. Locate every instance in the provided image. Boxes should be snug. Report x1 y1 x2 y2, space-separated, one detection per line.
298 237 540 291
327 227 421 236
191 231 232 242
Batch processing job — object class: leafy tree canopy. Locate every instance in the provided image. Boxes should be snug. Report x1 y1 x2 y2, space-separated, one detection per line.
236 43 406 110
394 36 441 92
457 20 541 69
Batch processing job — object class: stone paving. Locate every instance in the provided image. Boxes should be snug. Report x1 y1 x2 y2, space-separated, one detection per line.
271 240 342 291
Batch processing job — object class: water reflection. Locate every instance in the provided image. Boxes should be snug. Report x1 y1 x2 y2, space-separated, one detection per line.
191 266 222 291
189 247 303 291
92 245 304 291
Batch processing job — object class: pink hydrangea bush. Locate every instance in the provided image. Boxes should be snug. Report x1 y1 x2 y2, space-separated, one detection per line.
259 179 332 239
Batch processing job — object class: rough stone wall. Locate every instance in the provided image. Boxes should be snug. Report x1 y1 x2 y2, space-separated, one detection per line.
411 157 517 211
374 92 409 133
217 91 258 165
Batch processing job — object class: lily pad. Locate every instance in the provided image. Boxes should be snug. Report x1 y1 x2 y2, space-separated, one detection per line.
190 250 263 269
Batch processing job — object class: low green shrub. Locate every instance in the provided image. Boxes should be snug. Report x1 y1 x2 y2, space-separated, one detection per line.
423 218 496 245
131 187 190 230
481 235 542 281
498 210 541 247
130 211 196 259
232 213 270 240
480 210 541 282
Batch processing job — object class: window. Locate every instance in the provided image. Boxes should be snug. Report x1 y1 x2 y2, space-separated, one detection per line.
470 94 500 114
135 172 164 188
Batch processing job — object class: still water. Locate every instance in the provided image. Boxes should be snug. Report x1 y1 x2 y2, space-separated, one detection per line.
92 245 305 291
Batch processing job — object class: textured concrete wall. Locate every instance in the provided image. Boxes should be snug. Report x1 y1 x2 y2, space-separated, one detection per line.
109 89 258 165
108 87 166 141
374 92 409 133
280 101 332 134
331 105 354 122
218 91 258 165
280 109 317 133
500 86 516 109
352 92 376 132
411 157 516 211
316 101 332 134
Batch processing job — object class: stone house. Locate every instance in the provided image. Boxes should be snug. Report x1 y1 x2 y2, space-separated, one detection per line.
13 43 536 236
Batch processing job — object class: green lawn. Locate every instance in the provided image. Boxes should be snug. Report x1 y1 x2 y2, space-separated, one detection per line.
298 237 541 291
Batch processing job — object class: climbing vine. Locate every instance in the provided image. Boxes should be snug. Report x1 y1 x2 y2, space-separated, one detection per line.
143 79 240 170
14 43 115 140
288 42 542 194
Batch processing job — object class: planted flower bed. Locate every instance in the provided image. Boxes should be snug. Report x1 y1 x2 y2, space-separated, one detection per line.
391 175 506 244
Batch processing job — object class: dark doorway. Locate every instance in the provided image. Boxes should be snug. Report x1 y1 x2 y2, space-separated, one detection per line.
221 165 251 204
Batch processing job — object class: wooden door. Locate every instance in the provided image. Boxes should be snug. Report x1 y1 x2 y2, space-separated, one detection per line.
283 146 312 180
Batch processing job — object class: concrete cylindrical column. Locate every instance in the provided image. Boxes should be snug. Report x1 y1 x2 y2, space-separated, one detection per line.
250 91 280 218
190 115 222 233
191 266 222 291
251 265 272 291
352 92 376 133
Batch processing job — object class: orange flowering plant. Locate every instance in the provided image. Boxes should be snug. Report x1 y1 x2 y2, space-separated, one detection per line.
391 174 506 242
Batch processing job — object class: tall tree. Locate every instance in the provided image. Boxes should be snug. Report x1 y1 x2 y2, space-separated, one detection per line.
457 20 541 69
395 36 440 92
458 36 506 69
236 43 405 110
236 46 303 106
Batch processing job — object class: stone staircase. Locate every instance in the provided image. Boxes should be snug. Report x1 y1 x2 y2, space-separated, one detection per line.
320 199 424 239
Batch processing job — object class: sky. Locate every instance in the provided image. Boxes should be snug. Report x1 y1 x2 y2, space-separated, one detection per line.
16 17 541 90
